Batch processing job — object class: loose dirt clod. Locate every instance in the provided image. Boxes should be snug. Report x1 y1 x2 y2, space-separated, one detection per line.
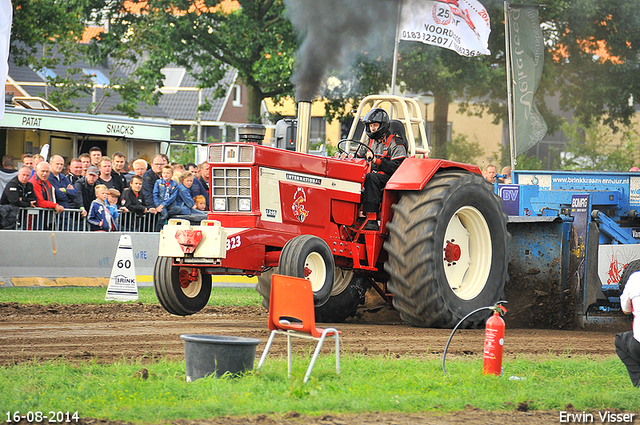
133 368 149 380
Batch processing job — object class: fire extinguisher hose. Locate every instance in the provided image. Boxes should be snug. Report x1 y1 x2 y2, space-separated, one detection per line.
441 301 507 376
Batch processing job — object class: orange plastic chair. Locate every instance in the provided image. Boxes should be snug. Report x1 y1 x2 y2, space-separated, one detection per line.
256 274 340 383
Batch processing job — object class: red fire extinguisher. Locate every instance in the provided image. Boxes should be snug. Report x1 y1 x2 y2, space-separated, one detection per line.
483 304 507 376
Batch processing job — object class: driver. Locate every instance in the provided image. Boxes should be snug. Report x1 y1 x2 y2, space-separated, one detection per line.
360 108 407 230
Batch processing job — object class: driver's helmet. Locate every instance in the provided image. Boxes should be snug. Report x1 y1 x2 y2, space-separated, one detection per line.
363 108 390 140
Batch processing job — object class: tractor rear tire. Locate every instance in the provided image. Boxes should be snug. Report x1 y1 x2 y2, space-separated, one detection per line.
618 259 640 294
278 235 335 307
257 267 363 321
384 170 509 328
153 256 212 316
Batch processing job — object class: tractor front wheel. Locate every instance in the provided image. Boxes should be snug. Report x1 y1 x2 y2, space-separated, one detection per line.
385 170 509 328
153 256 212 316
277 235 335 307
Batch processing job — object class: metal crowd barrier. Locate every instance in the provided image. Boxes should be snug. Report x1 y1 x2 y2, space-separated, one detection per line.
118 210 159 233
15 207 159 232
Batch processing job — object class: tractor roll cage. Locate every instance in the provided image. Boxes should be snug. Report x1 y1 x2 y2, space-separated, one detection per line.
346 95 431 158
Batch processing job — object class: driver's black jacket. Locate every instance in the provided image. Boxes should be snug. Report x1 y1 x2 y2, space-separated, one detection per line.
368 133 407 175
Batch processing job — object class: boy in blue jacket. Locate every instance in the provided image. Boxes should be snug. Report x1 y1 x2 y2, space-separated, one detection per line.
87 184 117 231
153 164 181 230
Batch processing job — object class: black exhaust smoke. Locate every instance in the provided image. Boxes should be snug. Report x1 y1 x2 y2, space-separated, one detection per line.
284 0 399 102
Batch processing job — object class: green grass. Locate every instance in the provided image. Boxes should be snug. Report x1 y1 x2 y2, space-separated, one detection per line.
1 356 638 422
0 286 262 306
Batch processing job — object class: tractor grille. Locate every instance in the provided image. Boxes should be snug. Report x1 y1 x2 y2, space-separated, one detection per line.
209 144 254 163
211 168 252 212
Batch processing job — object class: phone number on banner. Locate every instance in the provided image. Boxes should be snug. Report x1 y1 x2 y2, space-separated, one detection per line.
402 30 454 48
453 44 483 57
401 30 483 57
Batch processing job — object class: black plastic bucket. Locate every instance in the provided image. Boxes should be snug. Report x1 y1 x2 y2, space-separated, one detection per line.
180 334 262 381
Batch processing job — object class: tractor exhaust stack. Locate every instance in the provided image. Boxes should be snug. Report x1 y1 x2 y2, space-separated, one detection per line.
296 100 312 154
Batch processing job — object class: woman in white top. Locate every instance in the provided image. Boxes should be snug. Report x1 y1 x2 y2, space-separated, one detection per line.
615 260 640 388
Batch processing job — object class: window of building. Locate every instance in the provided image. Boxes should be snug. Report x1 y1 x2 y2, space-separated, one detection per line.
204 126 223 142
340 117 364 140
232 85 242 107
310 117 326 142
160 68 186 94
170 125 191 141
277 116 326 144
82 69 110 86
426 121 452 143
30 66 57 81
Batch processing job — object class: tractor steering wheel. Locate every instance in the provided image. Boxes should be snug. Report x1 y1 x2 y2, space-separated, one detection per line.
337 139 375 161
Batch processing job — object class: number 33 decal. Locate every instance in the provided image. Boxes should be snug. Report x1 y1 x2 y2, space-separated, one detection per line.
226 235 241 250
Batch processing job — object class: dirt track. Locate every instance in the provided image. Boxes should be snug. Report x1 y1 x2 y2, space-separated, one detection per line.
1 281 633 365
1 295 635 425
0 301 629 364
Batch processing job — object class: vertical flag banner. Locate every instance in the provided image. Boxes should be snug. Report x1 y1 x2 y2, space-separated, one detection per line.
0 0 12 121
398 0 491 57
507 4 547 157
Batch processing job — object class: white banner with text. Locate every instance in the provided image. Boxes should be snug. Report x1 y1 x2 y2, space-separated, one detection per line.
399 0 491 57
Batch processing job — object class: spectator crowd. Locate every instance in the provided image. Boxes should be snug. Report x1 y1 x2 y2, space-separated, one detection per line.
0 148 211 231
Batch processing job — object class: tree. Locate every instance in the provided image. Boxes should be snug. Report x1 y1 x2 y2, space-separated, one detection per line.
397 44 503 159
559 119 639 171
10 1 298 119
549 0 640 130
447 132 484 164
170 143 197 165
11 0 88 65
10 0 98 112
88 0 297 121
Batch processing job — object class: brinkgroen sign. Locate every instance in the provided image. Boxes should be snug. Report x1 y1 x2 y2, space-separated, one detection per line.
0 108 171 141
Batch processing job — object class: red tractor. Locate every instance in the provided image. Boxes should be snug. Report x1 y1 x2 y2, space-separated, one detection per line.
154 95 509 328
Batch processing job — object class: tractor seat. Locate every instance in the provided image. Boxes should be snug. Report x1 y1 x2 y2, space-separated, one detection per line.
389 120 408 150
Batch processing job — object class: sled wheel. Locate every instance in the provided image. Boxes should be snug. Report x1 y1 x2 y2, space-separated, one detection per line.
278 235 335 307
385 170 509 328
153 256 212 316
618 259 640 294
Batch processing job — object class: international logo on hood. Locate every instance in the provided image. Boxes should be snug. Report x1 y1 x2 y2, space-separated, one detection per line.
292 187 309 223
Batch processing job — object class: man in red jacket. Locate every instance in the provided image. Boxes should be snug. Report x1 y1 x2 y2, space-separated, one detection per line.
29 162 64 213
